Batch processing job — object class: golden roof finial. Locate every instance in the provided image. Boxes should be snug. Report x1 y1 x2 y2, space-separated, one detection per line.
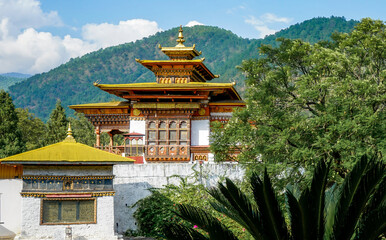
176 25 185 47
63 123 76 143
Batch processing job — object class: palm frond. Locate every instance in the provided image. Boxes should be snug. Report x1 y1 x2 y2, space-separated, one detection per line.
324 184 339 239
286 189 305 240
176 204 239 240
208 179 264 239
162 223 209 240
332 155 385 240
251 169 289 240
363 172 386 215
286 159 330 240
353 203 386 240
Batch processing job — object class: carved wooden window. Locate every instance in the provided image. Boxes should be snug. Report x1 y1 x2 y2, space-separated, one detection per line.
146 119 190 147
169 130 177 144
169 121 177 128
149 121 156 129
148 121 156 145
41 198 96 225
180 121 187 128
159 121 166 128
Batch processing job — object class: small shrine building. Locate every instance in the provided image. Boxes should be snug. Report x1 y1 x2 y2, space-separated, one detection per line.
70 26 245 163
0 126 134 240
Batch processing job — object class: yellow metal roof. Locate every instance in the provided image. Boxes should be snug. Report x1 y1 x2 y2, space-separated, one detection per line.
96 82 236 89
96 82 242 101
69 101 129 109
136 59 203 64
133 102 200 109
1 137 134 164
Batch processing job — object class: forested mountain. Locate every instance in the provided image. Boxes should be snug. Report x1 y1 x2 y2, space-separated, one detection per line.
0 73 30 91
9 16 358 121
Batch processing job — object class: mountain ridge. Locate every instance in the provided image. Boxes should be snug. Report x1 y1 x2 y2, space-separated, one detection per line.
9 16 358 121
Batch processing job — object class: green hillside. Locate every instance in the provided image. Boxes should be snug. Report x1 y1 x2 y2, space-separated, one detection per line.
9 16 358 121
0 74 30 91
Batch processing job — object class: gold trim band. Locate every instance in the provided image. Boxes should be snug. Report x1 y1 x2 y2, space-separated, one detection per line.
21 191 115 198
23 175 115 180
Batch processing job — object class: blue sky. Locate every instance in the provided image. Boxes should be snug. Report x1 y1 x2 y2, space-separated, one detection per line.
0 0 384 74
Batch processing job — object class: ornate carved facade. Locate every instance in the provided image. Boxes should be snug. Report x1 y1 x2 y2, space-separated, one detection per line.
71 26 245 163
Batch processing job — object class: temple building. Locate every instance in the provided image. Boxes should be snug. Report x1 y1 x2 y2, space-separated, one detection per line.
0 126 134 240
70 26 245 163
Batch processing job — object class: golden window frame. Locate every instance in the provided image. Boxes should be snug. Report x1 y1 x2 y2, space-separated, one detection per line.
40 197 97 225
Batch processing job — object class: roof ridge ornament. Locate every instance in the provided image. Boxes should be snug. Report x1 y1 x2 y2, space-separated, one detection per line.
63 123 76 143
176 25 185 47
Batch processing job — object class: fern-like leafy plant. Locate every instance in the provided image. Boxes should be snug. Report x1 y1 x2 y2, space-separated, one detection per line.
163 155 385 240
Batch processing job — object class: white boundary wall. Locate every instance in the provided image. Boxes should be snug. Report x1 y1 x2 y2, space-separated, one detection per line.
19 196 116 240
0 179 22 235
113 163 244 233
1 163 245 237
129 120 146 138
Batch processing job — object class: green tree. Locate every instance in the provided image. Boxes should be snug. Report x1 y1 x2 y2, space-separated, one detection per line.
164 155 385 240
8 17 357 121
16 108 47 151
211 18 385 186
0 90 25 158
46 100 69 144
69 112 95 146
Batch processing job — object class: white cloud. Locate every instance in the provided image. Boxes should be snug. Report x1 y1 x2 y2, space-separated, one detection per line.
245 13 292 38
261 13 291 23
0 28 97 74
186 21 204 27
245 16 264 26
0 0 162 74
82 19 161 48
0 0 62 37
0 0 97 74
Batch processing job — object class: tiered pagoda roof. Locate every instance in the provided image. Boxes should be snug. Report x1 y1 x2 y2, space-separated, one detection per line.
71 26 244 113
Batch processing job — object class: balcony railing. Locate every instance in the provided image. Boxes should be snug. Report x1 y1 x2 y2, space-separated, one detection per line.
94 145 144 156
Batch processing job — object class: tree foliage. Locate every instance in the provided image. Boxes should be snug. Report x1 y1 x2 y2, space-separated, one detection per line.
68 112 96 146
210 18 385 186
45 100 69 144
8 17 358 121
164 155 385 240
16 108 47 151
0 75 27 91
130 170 251 239
0 90 25 158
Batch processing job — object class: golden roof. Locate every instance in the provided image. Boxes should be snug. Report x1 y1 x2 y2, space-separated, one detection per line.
135 59 216 81
70 101 129 109
1 125 134 164
158 26 202 59
95 82 236 89
133 102 200 109
94 82 242 101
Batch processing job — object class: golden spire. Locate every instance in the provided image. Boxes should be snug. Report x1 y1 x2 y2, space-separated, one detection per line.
63 123 76 143
176 25 185 47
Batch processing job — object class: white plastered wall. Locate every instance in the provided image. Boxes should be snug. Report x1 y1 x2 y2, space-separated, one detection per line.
0 179 22 235
129 120 146 139
129 120 146 163
191 120 210 146
20 196 116 240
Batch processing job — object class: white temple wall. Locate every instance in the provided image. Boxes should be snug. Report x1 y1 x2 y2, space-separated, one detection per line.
191 120 210 146
20 196 116 240
129 120 146 141
0 179 22 235
113 163 244 233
